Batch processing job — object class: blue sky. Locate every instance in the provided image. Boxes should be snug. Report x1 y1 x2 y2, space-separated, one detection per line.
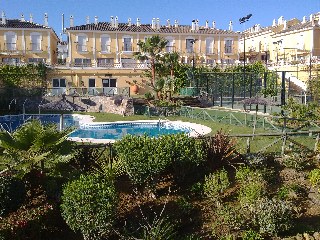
1 0 319 36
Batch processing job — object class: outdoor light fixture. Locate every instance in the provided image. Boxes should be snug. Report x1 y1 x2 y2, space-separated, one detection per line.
239 13 252 98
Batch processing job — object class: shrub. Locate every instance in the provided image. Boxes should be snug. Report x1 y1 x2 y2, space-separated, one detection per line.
204 130 239 169
242 229 263 240
308 169 320 192
253 198 294 236
203 169 230 202
0 176 26 216
238 180 266 206
113 134 205 189
281 151 312 171
61 172 117 240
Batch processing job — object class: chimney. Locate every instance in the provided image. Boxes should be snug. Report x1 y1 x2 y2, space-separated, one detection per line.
156 18 160 29
115 16 118 28
283 20 287 30
21 14 25 22
86 16 90 24
272 19 276 26
167 19 170 27
310 14 314 22
191 19 196 31
94 16 98 24
136 18 141 26
128 18 131 26
1 11 6 24
212 21 216 29
174 20 178 27
228 20 233 31
152 18 156 29
110 16 114 27
195 19 199 30
44 13 48 26
205 20 209 28
278 16 284 25
30 13 33 23
302 16 306 23
70 15 74 27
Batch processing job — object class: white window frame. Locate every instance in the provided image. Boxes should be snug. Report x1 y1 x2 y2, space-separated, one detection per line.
123 35 133 52
100 34 111 53
76 34 88 52
4 31 17 51
224 38 233 54
165 36 175 52
186 37 195 53
30 32 42 52
205 37 214 54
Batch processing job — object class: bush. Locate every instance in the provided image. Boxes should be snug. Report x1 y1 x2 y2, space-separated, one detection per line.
242 229 263 240
203 169 230 202
253 198 294 235
0 176 26 216
204 130 239 169
308 169 320 192
61 172 117 240
113 134 205 189
281 151 312 171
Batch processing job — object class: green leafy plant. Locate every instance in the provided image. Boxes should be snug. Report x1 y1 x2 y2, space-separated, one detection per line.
61 172 117 240
252 198 294 236
138 216 176 240
238 180 266 206
203 168 230 202
0 176 26 216
242 229 263 240
308 169 320 192
281 151 312 171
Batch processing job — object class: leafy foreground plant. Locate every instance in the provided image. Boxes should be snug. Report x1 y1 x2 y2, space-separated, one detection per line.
61 172 118 240
0 120 74 178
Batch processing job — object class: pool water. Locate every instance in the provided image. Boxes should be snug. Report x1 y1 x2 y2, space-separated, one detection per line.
69 122 190 140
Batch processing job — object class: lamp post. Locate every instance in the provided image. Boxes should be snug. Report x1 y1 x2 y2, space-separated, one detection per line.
239 14 252 98
190 39 198 95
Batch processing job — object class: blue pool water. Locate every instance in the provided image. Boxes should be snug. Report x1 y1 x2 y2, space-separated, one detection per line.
0 115 191 141
0 114 77 132
69 122 190 140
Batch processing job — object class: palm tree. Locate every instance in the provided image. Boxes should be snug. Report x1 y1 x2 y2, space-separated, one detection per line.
134 35 168 92
161 52 180 77
0 120 74 178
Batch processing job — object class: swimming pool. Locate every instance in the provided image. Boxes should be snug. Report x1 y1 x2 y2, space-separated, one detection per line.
0 114 211 143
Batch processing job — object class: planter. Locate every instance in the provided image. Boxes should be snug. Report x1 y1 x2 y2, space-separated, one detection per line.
131 84 139 94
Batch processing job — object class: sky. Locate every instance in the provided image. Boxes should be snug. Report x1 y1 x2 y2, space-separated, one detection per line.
1 0 320 37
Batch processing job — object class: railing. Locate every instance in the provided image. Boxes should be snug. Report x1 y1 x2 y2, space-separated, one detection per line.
45 87 130 97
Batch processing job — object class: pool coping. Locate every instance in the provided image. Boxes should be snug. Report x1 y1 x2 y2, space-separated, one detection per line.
67 116 212 144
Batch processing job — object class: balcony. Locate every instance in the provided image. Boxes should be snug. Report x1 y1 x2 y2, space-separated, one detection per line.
30 43 42 52
122 45 133 52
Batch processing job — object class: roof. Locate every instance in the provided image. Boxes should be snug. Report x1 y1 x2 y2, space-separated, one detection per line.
67 22 237 35
0 18 59 39
278 21 314 34
0 18 51 29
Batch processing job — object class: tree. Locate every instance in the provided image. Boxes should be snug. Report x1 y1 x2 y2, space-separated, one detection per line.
0 120 74 178
134 35 168 94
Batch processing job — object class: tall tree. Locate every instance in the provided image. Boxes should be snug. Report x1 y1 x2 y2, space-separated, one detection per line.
134 35 168 91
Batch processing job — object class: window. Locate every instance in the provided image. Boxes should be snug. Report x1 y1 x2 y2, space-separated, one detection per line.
89 79 96 88
102 78 117 87
77 34 87 52
224 39 233 54
5 32 17 51
186 39 195 53
165 37 174 52
2 57 20 65
123 37 132 51
28 58 46 63
30 33 41 51
52 78 66 87
101 35 111 53
97 58 114 67
206 38 214 54
74 58 91 67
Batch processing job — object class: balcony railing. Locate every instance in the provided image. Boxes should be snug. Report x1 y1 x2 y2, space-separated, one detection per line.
165 46 176 53
122 45 133 52
46 87 130 97
30 43 42 51
5 43 17 51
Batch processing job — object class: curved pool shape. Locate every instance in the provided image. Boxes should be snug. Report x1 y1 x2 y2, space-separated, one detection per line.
68 120 212 143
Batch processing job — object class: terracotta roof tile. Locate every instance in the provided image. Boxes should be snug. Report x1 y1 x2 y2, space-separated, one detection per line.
0 18 51 29
67 22 237 35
